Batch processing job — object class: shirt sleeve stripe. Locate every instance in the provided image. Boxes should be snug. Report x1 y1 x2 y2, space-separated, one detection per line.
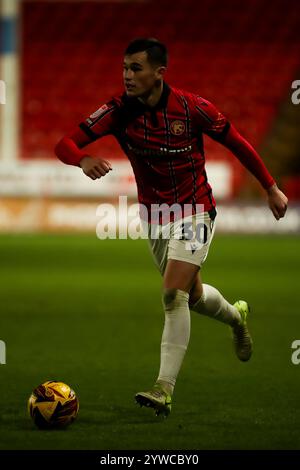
195 105 214 124
205 121 231 142
79 122 99 141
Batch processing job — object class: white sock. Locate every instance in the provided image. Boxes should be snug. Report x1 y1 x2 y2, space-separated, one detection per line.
156 289 190 394
190 284 241 326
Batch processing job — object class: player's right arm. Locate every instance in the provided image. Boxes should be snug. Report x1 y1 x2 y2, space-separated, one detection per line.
55 100 118 180
55 128 112 180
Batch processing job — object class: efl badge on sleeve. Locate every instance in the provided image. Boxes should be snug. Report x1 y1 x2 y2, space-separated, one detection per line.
90 104 109 120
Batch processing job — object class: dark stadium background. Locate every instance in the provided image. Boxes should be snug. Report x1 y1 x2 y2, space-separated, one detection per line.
0 0 300 451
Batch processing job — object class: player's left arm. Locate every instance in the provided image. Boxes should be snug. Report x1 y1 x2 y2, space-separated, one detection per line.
221 124 288 220
194 96 288 220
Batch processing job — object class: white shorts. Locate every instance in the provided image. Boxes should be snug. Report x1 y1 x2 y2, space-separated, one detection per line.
143 211 216 275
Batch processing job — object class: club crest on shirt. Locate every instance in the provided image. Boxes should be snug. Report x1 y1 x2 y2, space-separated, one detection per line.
89 104 109 120
170 120 185 135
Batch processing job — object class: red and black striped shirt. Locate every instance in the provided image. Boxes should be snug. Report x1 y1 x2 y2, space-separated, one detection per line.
56 82 275 220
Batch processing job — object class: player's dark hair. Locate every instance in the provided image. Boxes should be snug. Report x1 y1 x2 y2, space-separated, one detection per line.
125 38 168 67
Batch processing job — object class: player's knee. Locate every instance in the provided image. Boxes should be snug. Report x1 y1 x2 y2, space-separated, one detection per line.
162 288 189 311
162 288 177 309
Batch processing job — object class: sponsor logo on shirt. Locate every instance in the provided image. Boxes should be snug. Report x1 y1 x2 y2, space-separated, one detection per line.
170 120 185 135
126 142 192 156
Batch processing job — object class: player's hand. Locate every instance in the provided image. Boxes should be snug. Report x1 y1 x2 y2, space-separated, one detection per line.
267 183 288 220
79 156 112 180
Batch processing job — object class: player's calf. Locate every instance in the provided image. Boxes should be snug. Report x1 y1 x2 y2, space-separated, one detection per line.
190 283 241 326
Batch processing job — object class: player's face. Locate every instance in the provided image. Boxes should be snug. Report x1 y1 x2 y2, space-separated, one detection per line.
123 52 165 98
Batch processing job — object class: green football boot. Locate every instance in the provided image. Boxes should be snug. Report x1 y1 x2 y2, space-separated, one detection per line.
232 300 253 362
135 384 172 417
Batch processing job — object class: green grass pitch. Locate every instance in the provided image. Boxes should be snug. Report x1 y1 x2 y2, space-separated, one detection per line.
0 233 299 450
